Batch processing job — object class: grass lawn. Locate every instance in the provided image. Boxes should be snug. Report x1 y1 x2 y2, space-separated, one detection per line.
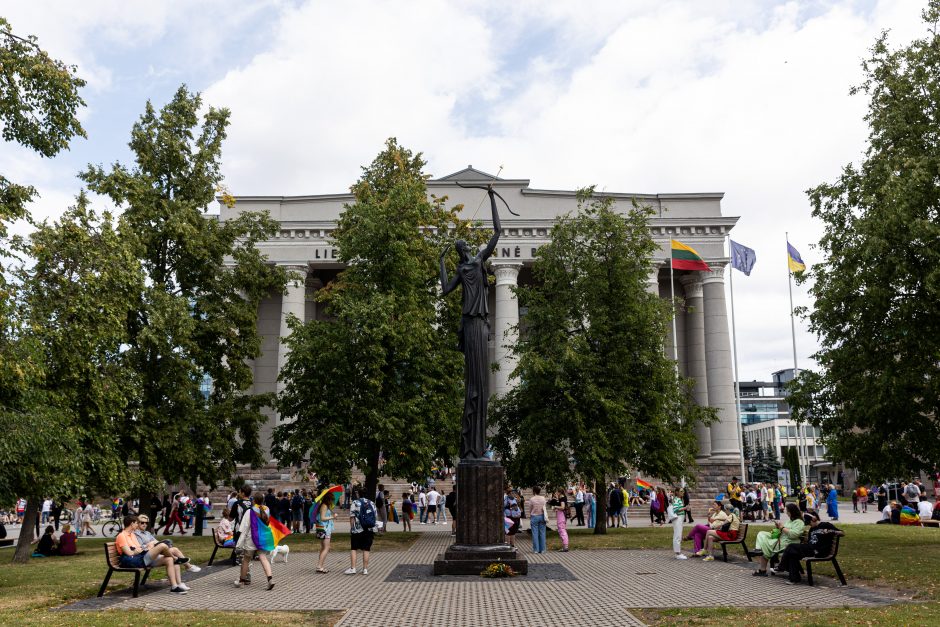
0 530 418 625
635 603 940 626
554 523 940 599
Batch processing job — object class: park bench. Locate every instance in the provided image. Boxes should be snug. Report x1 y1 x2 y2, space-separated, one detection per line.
922 519 939 528
803 533 847 586
719 523 750 562
0 539 13 548
208 532 236 566
97 542 152 598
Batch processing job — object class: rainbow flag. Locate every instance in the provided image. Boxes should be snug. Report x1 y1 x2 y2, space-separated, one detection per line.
315 485 343 505
636 479 653 490
249 509 291 551
671 240 711 272
900 506 920 526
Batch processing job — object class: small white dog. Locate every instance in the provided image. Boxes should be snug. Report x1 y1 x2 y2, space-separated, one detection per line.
270 544 290 564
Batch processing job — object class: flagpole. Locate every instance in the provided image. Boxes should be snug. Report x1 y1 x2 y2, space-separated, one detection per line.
669 252 679 365
786 232 807 488
728 237 747 482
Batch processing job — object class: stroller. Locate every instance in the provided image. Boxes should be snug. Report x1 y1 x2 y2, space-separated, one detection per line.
742 494 762 521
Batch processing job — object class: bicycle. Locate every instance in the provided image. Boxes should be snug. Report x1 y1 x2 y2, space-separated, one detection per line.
102 519 123 538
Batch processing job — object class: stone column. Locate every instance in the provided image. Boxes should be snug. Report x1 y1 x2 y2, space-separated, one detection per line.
680 274 711 459
277 265 308 401
702 265 741 462
492 263 522 397
647 267 661 296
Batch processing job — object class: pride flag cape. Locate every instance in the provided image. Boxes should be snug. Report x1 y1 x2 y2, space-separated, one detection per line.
900 506 920 526
250 509 291 551
636 479 653 490
671 239 711 272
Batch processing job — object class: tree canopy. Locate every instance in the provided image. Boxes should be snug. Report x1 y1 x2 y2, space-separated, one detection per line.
490 189 714 533
789 2 940 481
80 85 286 491
273 139 480 498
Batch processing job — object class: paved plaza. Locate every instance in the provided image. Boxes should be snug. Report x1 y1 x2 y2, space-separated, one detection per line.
63 526 895 626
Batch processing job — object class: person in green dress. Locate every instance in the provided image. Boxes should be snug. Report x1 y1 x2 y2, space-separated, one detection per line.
753 502 805 576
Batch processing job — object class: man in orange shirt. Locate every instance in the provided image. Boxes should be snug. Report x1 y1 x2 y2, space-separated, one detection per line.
857 485 868 513
114 515 189 594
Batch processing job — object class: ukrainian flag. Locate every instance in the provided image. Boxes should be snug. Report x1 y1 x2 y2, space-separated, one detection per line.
787 242 806 273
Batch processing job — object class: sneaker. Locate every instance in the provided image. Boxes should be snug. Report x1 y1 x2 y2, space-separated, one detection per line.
187 564 201 573
344 568 357 575
702 555 714 562
171 587 188 594
694 549 707 557
752 570 767 577
177 583 191 591
675 554 688 560
234 579 243 588
175 557 190 565
361 568 368 575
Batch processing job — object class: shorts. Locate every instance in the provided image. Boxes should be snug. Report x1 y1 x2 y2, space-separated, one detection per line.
119 553 147 568
715 530 738 542
427 505 437 514
350 531 374 552
292 509 303 521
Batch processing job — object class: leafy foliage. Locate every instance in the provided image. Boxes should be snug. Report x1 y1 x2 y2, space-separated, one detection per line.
79 86 286 489
490 189 715 533
274 138 478 497
0 17 85 238
789 2 940 480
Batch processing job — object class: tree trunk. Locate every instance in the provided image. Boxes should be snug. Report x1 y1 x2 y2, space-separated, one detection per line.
593 477 607 535
13 497 39 563
363 449 381 502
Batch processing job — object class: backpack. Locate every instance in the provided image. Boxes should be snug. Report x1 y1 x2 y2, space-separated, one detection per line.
356 498 377 530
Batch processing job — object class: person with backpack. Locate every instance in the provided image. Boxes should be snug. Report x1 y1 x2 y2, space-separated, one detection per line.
345 489 376 575
229 486 253 567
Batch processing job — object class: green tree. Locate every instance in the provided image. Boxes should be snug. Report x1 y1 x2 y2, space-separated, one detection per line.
79 86 286 492
274 139 474 498
490 189 715 534
783 446 802 488
4 198 143 562
790 2 940 480
0 18 88 563
753 443 782 484
0 17 85 236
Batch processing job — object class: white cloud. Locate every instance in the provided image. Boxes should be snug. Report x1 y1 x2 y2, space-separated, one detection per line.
2 0 931 381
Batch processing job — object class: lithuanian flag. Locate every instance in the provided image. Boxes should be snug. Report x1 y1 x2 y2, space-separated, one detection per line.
671 240 711 272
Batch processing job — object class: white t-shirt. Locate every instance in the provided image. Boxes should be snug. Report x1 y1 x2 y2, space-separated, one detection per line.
417 492 427 507
42 499 52 513
882 504 892 520
918 501 933 520
427 490 440 506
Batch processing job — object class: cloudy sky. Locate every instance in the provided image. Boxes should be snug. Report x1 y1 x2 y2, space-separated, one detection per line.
2 0 929 380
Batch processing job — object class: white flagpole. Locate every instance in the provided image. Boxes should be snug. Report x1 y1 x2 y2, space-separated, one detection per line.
786 232 807 488
728 237 747 482
669 250 679 365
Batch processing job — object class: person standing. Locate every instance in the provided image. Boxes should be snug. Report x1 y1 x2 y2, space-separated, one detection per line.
162 495 185 535
290 490 304 534
445 487 457 535
40 498 52 525
858 484 868 513
375 485 388 534
668 486 688 560
417 489 427 525
82 501 95 536
528 487 547 554
315 492 336 573
683 486 694 523
573 487 585 526
585 487 595 529
826 484 839 521
503 488 521 548
548 489 569 552
302 490 313 534
50 500 62 532
401 493 413 532
607 483 623 528
426 487 440 525
345 490 375 575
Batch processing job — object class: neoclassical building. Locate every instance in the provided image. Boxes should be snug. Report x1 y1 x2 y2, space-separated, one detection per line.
221 167 743 493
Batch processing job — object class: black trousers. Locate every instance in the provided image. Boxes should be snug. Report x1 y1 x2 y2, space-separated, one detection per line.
574 503 584 526
778 543 815 582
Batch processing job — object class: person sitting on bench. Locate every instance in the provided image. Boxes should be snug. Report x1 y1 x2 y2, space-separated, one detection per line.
700 501 741 562
115 515 189 594
773 509 841 584
215 508 235 546
752 503 805 576
134 515 200 573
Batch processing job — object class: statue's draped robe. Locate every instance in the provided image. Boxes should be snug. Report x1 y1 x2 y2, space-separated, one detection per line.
456 255 489 459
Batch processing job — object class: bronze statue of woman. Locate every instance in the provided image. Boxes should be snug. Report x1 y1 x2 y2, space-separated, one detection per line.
439 186 502 460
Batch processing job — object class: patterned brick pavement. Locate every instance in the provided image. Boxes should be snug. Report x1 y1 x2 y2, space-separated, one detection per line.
66 527 892 626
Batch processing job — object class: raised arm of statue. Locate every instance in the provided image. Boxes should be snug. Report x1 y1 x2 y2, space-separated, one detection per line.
440 244 460 296
478 186 501 261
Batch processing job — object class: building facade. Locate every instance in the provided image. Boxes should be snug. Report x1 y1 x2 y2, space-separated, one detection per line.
740 369 836 485
222 167 744 494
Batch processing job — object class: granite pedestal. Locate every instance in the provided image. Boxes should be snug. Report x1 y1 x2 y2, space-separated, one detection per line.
433 459 528 575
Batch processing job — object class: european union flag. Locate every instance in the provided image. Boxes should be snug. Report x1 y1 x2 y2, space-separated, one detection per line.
730 240 756 276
